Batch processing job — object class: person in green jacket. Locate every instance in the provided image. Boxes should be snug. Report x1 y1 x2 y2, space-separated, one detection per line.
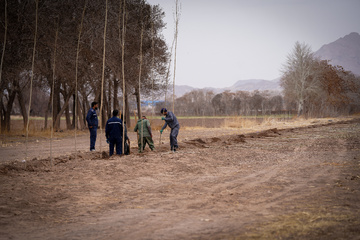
134 116 155 153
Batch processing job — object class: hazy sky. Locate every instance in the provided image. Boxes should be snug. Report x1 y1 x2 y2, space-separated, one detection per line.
147 0 360 88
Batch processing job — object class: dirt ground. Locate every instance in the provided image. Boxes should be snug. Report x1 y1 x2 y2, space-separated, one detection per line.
0 117 360 239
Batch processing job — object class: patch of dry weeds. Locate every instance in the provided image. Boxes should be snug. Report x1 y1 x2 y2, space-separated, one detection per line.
241 209 359 240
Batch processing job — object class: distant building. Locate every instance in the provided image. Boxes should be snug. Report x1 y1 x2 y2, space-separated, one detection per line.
141 100 163 107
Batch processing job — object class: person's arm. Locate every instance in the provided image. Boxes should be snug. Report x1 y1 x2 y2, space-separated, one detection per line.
86 110 92 127
105 121 109 139
161 122 168 131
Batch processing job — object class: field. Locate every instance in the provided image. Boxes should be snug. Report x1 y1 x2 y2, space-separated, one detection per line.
0 116 360 239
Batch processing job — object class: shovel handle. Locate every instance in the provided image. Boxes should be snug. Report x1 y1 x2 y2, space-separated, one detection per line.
159 132 161 146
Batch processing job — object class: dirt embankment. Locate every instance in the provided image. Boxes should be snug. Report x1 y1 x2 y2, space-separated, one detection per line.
0 118 359 239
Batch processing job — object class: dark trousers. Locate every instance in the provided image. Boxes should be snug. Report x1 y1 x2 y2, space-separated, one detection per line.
109 137 122 156
170 125 180 150
89 127 97 150
138 136 155 152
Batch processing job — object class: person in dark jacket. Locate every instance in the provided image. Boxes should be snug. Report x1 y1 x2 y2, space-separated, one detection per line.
105 110 124 156
160 108 180 152
134 116 155 153
86 102 98 151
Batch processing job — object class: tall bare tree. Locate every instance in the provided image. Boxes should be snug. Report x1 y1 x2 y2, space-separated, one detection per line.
172 0 180 113
0 1 7 126
280 42 320 116
281 41 360 117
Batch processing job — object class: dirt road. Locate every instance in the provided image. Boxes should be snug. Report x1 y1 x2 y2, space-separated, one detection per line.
1 118 359 239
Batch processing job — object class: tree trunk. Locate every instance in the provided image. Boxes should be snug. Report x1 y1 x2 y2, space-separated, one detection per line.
65 103 71 129
80 88 89 127
94 86 101 105
54 91 73 131
3 90 16 132
77 98 85 129
44 96 52 129
125 92 130 127
53 80 61 129
82 96 88 127
72 94 76 128
16 88 28 130
0 98 3 133
135 87 141 119
297 98 304 116
113 79 119 110
108 77 112 117
100 95 108 129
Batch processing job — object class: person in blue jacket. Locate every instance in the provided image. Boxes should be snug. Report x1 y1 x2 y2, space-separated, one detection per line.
105 110 124 156
160 108 180 152
86 102 98 151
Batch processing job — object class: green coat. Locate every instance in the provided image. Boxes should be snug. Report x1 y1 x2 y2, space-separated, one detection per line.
134 119 152 137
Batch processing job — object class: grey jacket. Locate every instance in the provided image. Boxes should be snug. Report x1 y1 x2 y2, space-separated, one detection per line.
161 111 179 130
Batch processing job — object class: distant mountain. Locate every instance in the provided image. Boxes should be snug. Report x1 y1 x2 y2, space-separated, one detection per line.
172 78 281 98
226 79 281 92
314 32 360 75
173 85 196 97
171 32 360 98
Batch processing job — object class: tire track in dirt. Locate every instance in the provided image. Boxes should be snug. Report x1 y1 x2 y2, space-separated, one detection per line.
64 123 357 239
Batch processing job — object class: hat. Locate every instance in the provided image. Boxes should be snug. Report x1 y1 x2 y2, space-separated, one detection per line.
160 108 167 113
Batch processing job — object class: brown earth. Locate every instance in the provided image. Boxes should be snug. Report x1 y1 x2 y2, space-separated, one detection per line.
0 117 360 239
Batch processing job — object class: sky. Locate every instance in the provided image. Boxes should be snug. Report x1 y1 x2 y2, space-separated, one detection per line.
146 0 360 88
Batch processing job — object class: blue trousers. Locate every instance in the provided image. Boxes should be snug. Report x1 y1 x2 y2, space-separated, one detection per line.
89 127 97 150
109 137 122 156
170 125 180 150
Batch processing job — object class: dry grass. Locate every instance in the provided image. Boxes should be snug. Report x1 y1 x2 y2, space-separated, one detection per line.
148 121 164 131
0 127 88 145
224 117 264 128
224 116 355 131
240 208 358 239
174 116 358 134
2 115 357 144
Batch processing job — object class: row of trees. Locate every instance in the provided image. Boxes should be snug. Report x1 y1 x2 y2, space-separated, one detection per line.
171 42 360 118
1 1 359 132
0 0 170 132
169 90 283 116
281 42 360 117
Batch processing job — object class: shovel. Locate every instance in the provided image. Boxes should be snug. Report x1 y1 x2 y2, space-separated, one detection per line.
159 131 162 147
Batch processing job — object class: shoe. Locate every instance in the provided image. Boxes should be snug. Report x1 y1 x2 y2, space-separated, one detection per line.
90 149 96 152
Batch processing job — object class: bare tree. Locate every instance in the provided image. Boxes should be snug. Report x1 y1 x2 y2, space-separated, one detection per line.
0 1 7 130
281 41 360 117
172 0 180 113
0 0 35 131
281 42 320 116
